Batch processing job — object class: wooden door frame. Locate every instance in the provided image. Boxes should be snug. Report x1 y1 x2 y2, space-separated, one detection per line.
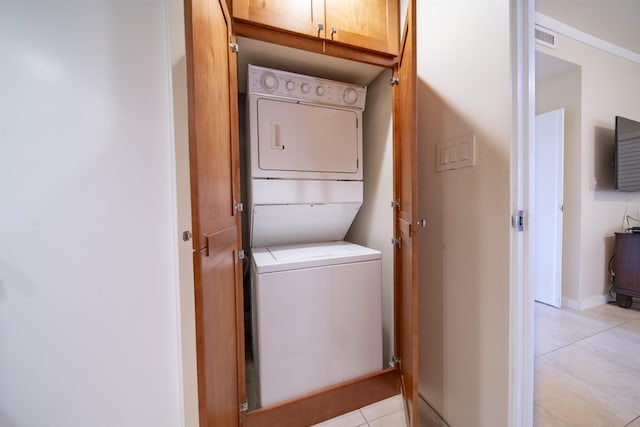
179 0 535 424
183 1 418 426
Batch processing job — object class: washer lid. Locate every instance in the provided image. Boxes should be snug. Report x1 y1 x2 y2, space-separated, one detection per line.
250 202 361 248
251 241 381 274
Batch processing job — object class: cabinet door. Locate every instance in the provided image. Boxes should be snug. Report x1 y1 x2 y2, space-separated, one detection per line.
184 0 246 425
233 0 324 38
325 0 398 55
393 0 418 426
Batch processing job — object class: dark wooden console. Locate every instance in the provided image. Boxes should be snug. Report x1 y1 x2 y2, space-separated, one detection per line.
614 232 640 308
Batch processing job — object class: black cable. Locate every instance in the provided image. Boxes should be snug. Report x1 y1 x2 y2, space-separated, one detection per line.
608 254 616 298
627 214 640 227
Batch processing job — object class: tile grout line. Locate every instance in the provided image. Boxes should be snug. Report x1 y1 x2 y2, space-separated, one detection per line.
539 352 640 417
358 409 371 427
538 318 640 423
536 317 634 359
535 303 640 426
625 414 640 427
576 331 640 378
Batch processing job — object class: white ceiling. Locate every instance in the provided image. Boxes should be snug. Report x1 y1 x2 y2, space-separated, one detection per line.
536 0 640 55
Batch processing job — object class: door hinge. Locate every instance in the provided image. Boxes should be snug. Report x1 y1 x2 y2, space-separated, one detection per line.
234 201 244 214
390 355 401 371
230 42 239 53
391 237 401 247
235 249 245 262
512 210 524 232
240 400 248 424
390 77 399 86
390 200 400 209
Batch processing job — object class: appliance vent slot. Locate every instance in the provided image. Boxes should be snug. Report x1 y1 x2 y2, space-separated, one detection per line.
535 25 556 48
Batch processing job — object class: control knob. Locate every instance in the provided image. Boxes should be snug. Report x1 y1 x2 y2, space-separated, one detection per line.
301 83 310 94
316 86 325 96
343 87 358 105
285 80 295 91
261 72 278 91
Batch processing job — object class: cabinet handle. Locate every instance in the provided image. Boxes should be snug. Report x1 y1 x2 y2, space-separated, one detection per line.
331 26 337 39
317 23 324 37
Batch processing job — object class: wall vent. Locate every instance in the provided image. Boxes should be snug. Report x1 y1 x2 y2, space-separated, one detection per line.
535 25 556 48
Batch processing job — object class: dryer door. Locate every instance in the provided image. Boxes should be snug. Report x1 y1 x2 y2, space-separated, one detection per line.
255 98 362 180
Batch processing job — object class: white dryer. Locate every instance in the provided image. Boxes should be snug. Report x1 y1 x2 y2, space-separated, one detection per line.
246 65 382 407
246 64 367 248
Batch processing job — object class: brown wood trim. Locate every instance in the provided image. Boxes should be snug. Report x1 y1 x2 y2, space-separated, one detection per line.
386 0 400 55
246 368 399 427
393 1 419 425
323 42 397 68
226 19 248 425
206 226 236 263
234 21 324 55
234 21 398 69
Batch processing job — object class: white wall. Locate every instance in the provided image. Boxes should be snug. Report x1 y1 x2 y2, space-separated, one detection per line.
537 33 640 308
417 1 512 426
0 2 187 426
167 0 200 424
535 57 582 303
399 0 409 36
346 69 394 365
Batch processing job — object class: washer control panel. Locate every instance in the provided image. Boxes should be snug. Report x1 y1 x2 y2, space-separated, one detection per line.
247 64 367 110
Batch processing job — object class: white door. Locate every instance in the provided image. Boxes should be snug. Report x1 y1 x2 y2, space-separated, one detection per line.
534 108 564 307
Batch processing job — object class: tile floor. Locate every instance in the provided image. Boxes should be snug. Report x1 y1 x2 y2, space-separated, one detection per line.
535 300 640 427
312 395 407 427
311 300 640 427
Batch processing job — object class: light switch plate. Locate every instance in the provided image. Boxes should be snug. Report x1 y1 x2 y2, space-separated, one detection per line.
436 133 476 172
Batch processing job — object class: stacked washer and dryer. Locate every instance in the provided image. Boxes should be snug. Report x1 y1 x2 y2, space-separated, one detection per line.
246 65 382 407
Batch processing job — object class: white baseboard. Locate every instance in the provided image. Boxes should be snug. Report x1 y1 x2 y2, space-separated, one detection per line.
561 294 611 311
419 394 449 427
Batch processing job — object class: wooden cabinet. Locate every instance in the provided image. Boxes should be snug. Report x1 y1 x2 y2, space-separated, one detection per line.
232 0 398 56
184 0 416 425
325 0 398 55
614 232 640 308
232 0 323 38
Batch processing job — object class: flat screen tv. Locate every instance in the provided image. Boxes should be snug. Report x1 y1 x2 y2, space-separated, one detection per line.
615 116 640 191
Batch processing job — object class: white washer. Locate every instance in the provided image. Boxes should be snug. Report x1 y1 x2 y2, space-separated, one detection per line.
251 241 382 407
